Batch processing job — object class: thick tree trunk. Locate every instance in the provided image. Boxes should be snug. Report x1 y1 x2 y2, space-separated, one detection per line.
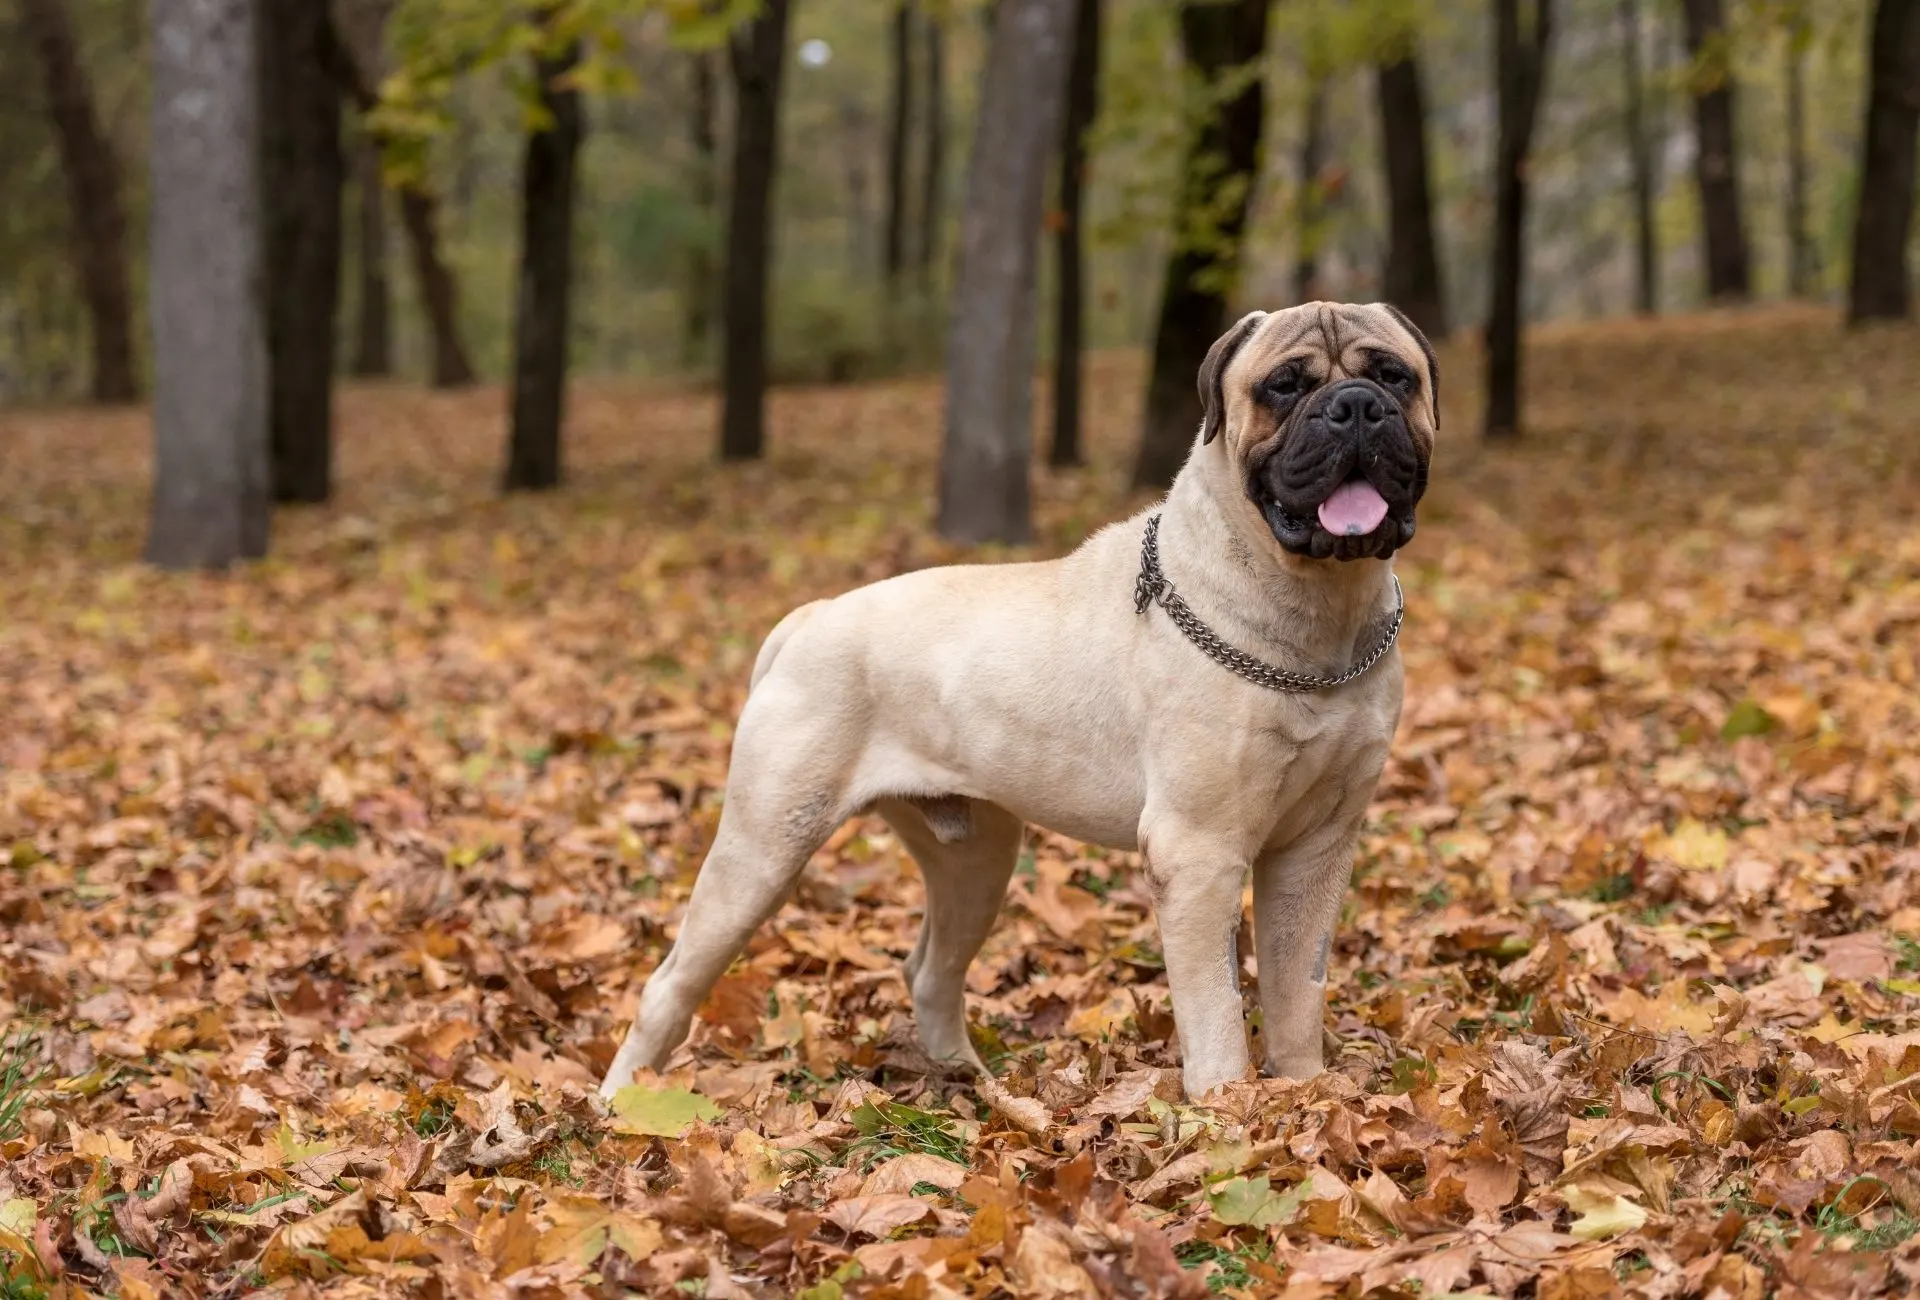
1620 0 1659 314
261 0 345 504
720 0 792 462
1131 0 1271 490
884 3 914 285
504 45 584 492
352 135 393 376
21 0 138 404
1485 0 1555 442
683 51 719 367
1680 0 1751 301
937 0 1077 543
1293 78 1326 305
1051 0 1101 470
1375 55 1448 334
919 11 946 286
1848 0 1920 322
147 0 269 568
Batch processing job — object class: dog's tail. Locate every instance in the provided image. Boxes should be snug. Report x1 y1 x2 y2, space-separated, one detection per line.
749 600 827 691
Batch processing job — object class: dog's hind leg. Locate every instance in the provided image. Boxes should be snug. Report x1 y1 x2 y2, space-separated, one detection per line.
880 797 1024 1073
600 682 851 1099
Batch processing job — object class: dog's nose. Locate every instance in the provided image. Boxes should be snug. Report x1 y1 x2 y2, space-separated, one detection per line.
1323 385 1387 431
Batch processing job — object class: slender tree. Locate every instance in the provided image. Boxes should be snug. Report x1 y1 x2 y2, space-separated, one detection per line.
720 0 793 461
352 135 394 376
327 0 476 388
1783 15 1817 298
504 43 585 491
1294 78 1327 305
884 4 915 286
1375 50 1449 336
1051 0 1101 469
683 51 720 366
1620 0 1659 314
1485 0 1555 442
919 10 947 286
1680 0 1751 301
21 0 138 403
1131 0 1272 490
147 0 269 568
261 0 346 504
1848 0 1920 322
938 0 1077 543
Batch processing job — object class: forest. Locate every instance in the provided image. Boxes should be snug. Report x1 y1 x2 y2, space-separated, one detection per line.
2 0 1920 1297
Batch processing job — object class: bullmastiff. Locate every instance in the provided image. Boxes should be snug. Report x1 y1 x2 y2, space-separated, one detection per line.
601 301 1437 1100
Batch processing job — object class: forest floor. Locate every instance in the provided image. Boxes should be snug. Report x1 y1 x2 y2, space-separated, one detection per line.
3 306 1920 1299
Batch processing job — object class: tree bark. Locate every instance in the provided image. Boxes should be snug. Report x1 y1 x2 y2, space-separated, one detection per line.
884 3 914 285
1485 0 1555 442
147 0 269 568
1375 55 1448 334
352 134 393 376
1131 0 1271 490
1293 77 1326 305
261 0 345 504
937 0 1077 543
918 10 946 286
503 44 584 492
21 0 138 404
1051 0 1101 469
1848 0 1920 322
1680 0 1751 301
683 51 719 367
1620 0 1659 314
720 0 792 462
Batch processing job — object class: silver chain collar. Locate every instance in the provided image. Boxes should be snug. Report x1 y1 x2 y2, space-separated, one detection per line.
1133 513 1404 693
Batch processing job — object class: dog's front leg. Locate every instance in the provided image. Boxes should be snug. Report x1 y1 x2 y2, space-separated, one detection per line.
1251 816 1361 1080
1141 822 1252 1099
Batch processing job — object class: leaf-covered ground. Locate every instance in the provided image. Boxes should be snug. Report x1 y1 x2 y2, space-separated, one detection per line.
4 306 1920 1299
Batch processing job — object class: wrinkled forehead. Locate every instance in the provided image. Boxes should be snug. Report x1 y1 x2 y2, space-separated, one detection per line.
1231 303 1413 382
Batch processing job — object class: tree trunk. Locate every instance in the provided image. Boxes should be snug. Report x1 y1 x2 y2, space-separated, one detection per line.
1848 0 1920 322
352 134 393 376
1620 0 1659 314
326 0 473 386
683 51 718 367
1131 0 1271 490
1680 0 1751 301
1051 0 1101 469
1485 0 1555 442
504 44 584 492
720 0 792 462
1293 77 1326 305
21 0 138 404
1375 56 1448 334
261 0 345 504
397 188 476 387
147 0 269 568
1783 24 1816 298
937 0 1077 543
884 3 914 285
918 10 947 286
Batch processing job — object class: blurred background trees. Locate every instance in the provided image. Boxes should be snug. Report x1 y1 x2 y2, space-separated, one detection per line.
0 0 1914 561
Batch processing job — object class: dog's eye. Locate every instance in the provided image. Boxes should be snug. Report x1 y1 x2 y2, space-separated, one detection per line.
1373 363 1415 394
1264 368 1303 399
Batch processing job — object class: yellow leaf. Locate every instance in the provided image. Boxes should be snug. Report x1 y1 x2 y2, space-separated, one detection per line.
1563 1183 1648 1240
607 1084 721 1137
1648 818 1728 871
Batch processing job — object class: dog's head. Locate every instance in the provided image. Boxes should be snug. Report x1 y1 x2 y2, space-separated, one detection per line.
1198 302 1438 562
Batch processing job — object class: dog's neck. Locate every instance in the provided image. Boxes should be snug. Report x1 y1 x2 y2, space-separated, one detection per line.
1157 446 1398 680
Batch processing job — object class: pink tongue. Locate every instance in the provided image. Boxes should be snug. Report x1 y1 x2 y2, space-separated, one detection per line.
1317 480 1390 537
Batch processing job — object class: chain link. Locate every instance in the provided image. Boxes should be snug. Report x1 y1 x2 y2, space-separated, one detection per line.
1134 513 1404 694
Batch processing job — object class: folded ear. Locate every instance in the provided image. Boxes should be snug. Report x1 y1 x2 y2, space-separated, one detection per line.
1198 311 1266 445
1379 302 1440 431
